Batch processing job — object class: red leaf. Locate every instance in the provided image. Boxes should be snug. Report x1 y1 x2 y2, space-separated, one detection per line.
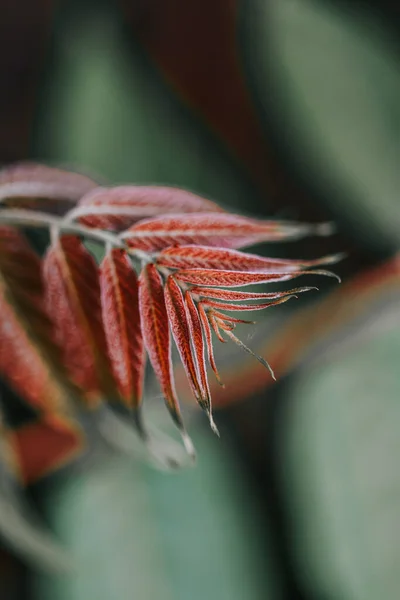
0 226 44 311
139 264 195 457
208 310 276 381
164 276 202 403
221 327 276 381
210 310 255 325
197 302 224 386
0 227 79 414
203 296 296 312
12 414 83 485
43 235 115 405
184 292 218 433
202 305 273 383
158 244 342 271
71 185 224 231
122 213 333 251
0 163 96 212
175 268 334 287
190 286 315 302
196 300 282 384
0 297 57 413
208 310 227 342
100 249 145 409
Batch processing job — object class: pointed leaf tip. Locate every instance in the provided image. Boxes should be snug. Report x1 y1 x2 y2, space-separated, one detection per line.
315 251 347 266
191 286 315 302
139 264 189 440
309 269 341 282
314 222 336 236
175 268 339 288
122 212 335 252
158 245 345 272
181 430 197 462
197 302 224 386
208 412 220 437
184 290 215 423
224 329 276 381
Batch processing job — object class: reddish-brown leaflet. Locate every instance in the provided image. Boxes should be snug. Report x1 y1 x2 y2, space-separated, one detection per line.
122 212 333 251
0 163 97 213
72 185 224 231
100 249 145 410
0 227 81 416
158 244 342 271
0 161 342 466
139 264 196 458
43 235 116 406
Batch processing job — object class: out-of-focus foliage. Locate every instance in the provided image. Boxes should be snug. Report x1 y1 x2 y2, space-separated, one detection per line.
246 0 400 252
35 4 259 215
0 0 399 599
33 427 281 600
0 165 338 476
281 317 400 600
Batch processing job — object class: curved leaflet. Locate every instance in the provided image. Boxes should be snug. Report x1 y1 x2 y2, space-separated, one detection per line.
121 212 333 252
0 163 96 212
71 185 224 231
197 302 224 386
174 268 333 287
0 227 79 415
139 264 195 458
164 276 202 403
158 244 342 271
190 286 315 302
185 292 218 432
100 249 145 410
43 235 115 406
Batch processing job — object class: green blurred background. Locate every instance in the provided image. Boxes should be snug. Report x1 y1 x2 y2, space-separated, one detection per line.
1 1 399 599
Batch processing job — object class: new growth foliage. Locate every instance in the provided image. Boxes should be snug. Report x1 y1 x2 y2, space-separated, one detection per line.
0 163 342 460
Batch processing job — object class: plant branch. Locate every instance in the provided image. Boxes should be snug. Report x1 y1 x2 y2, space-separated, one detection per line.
0 208 150 262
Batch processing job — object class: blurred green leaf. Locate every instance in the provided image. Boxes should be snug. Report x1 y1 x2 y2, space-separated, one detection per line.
245 0 400 251
33 425 280 600
280 318 400 599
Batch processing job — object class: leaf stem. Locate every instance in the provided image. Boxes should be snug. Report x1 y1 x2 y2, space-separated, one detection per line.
0 208 149 262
